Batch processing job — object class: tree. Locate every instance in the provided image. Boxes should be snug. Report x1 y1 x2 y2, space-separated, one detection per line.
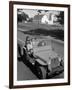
17 14 22 22
56 11 64 25
37 10 42 24
37 10 42 13
28 18 33 22
17 9 29 22
21 12 29 21
44 10 49 12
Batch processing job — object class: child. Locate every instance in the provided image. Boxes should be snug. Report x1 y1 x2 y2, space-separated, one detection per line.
25 36 34 58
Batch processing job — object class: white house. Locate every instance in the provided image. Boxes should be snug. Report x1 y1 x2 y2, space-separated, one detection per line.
41 14 54 24
33 11 59 25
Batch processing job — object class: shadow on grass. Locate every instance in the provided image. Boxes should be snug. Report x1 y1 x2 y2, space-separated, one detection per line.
22 28 64 41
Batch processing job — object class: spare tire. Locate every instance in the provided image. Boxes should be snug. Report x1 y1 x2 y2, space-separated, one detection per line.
60 60 64 67
17 44 24 57
18 44 22 57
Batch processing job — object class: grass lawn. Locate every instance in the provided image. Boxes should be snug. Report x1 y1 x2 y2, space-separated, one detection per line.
18 22 64 31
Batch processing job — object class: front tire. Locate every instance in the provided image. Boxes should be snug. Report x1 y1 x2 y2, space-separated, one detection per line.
37 66 46 79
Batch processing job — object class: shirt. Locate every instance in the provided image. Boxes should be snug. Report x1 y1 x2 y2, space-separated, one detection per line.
27 42 33 51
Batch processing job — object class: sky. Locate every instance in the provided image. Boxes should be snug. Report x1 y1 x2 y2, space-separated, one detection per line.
18 9 60 18
23 9 38 18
